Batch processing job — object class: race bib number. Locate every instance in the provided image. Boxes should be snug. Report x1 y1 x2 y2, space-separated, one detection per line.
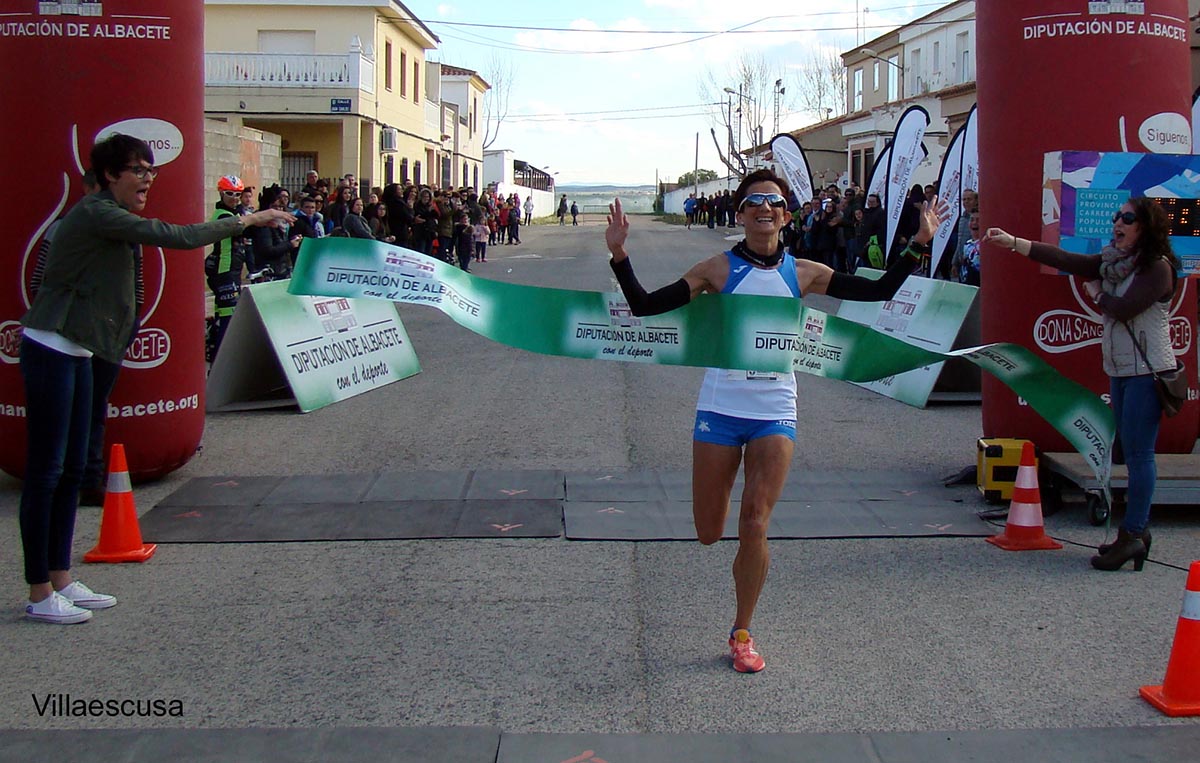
729 370 780 382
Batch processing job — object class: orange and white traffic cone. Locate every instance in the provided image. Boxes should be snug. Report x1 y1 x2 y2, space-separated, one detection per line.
83 444 156 563
1140 560 1200 716
986 441 1062 551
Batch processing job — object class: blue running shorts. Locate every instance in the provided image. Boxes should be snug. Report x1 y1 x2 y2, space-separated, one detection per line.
693 410 796 446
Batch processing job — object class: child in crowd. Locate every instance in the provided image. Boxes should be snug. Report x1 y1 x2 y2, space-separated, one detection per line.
488 213 499 246
953 210 982 285
508 203 521 245
453 212 474 273
473 216 489 262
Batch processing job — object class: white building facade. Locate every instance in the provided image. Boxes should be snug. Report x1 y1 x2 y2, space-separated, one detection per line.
840 0 976 190
483 149 556 216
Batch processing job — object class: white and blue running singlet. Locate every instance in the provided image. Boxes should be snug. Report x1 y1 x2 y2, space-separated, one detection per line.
696 250 801 420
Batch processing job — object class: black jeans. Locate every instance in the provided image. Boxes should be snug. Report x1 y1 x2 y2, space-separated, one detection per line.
81 356 122 491
19 337 92 584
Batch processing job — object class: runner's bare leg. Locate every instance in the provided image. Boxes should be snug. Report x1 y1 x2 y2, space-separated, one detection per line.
732 435 792 629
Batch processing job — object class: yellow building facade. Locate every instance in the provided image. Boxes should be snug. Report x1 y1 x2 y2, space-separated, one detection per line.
204 0 486 195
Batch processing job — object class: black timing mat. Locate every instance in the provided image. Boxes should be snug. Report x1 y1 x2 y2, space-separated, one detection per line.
563 469 987 540
144 469 982 543
0 726 500 763
142 471 565 543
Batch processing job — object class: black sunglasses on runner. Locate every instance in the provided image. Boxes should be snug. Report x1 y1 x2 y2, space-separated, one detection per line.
1112 211 1137 225
739 192 788 211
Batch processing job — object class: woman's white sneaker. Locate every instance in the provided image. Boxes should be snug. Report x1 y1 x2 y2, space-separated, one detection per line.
57 581 117 610
25 592 92 624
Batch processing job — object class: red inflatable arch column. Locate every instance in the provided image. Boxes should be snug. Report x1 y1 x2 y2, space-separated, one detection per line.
0 0 207 481
977 1 1198 452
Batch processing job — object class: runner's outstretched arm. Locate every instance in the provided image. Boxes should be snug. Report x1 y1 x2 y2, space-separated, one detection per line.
606 197 710 316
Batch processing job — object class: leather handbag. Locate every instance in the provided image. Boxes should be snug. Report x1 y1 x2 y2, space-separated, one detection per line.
1124 323 1187 417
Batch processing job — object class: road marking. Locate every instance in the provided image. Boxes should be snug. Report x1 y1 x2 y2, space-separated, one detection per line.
174 511 203 519
560 752 608 763
491 523 524 532
500 489 529 496
213 480 239 487
598 507 624 514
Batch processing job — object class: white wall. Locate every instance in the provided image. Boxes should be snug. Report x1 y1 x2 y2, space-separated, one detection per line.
483 149 514 186
485 149 556 216
663 176 738 215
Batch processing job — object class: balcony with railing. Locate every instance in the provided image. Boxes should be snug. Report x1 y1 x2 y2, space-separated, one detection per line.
206 50 375 94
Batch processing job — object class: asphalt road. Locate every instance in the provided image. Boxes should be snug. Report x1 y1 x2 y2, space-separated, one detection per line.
1 216 1197 742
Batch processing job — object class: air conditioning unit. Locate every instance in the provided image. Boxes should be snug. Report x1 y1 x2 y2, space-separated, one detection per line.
380 127 399 153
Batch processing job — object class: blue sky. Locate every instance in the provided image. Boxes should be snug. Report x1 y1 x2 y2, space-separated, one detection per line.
410 1 936 185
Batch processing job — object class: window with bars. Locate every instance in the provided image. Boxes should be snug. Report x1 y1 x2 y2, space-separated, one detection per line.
281 152 317 195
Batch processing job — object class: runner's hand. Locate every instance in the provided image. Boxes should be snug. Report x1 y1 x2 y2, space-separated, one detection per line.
913 196 951 245
606 198 630 260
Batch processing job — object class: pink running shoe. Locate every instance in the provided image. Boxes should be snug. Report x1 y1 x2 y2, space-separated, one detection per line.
729 629 765 673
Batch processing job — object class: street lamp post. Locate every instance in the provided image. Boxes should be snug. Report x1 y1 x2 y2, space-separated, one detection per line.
722 87 740 177
724 85 764 172
773 78 785 137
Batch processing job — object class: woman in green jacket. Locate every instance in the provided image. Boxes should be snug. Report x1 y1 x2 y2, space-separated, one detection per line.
18 133 293 624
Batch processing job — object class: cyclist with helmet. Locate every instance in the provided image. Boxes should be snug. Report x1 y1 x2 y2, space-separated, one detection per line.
204 175 249 359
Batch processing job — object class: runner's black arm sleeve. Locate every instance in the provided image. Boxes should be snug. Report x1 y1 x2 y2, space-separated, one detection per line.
610 257 692 316
825 248 920 302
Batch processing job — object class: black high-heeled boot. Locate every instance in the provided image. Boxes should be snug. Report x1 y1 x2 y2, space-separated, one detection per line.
1098 527 1152 557
1091 530 1148 571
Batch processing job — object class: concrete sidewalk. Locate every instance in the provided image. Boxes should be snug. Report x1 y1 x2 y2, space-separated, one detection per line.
1 218 1196 760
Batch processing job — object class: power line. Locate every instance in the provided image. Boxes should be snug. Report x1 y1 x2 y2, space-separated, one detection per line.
507 102 720 119
435 14 777 55
435 13 961 55
426 2 949 36
508 111 715 124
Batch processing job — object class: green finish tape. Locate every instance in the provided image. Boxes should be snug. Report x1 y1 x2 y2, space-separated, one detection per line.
290 238 1114 489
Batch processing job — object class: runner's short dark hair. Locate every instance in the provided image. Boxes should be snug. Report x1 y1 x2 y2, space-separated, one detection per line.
733 169 792 211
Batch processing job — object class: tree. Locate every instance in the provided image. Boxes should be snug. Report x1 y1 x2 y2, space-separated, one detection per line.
678 169 718 187
481 53 513 150
698 53 786 179
795 49 847 122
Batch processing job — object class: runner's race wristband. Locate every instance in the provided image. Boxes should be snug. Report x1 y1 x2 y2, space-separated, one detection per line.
826 246 920 302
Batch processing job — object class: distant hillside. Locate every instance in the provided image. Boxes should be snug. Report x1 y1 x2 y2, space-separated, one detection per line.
557 184 655 193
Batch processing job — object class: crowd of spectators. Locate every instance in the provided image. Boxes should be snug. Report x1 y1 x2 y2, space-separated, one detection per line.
682 181 980 285
223 172 536 280
682 190 740 231
206 172 537 359
787 181 979 284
